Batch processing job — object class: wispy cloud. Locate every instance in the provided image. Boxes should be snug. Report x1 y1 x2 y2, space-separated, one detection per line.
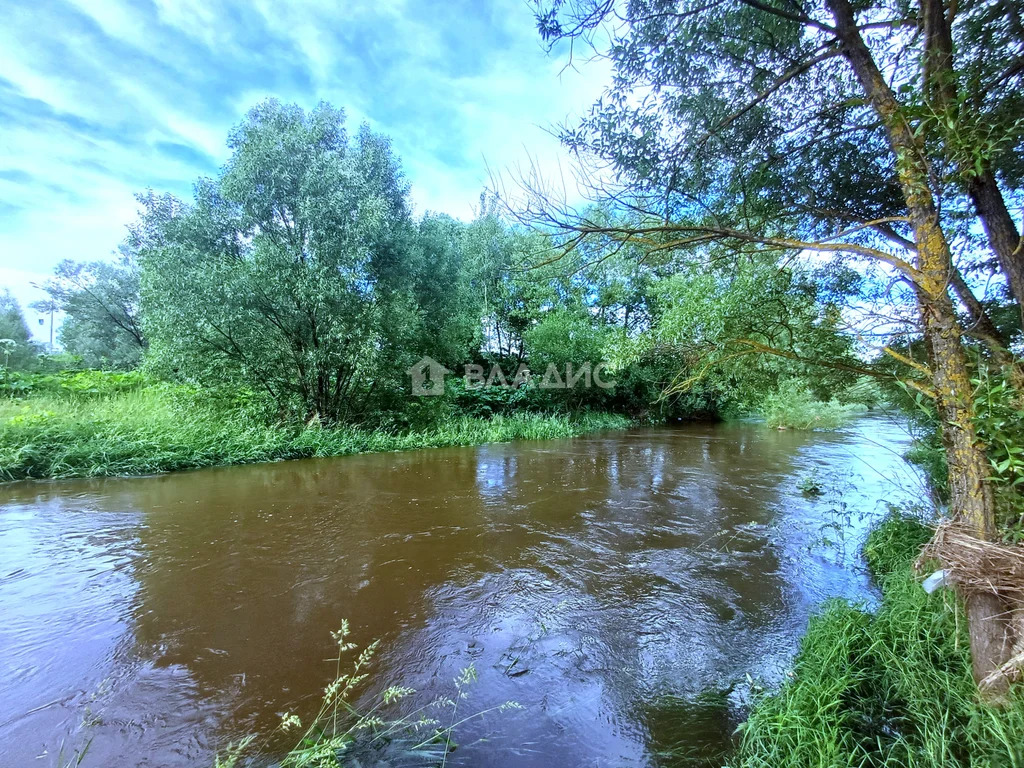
0 0 609 337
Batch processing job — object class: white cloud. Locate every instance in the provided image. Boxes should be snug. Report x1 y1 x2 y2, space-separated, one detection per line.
63 0 146 43
0 0 613 303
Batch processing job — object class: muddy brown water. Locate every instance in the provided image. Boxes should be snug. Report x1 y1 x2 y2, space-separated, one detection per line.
0 416 924 767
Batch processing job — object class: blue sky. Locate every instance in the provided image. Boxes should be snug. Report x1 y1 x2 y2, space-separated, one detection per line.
0 0 608 339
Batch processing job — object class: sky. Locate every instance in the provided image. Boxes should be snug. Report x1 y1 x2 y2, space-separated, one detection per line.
0 0 609 341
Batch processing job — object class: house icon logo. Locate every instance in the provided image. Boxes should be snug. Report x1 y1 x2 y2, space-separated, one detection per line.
407 356 451 396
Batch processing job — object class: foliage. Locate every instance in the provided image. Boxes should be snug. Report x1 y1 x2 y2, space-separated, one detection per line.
19 92 876 432
412 214 486 368
730 512 1024 768
40 256 146 369
607 251 865 420
524 308 609 375
797 471 824 497
0 376 631 481
0 288 39 370
522 308 614 408
898 364 1024 540
841 377 886 409
971 367 1024 539
444 375 542 419
760 380 865 431
138 100 485 422
533 0 1023 274
0 369 147 399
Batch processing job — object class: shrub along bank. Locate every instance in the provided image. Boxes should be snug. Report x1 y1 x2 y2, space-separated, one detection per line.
0 371 632 482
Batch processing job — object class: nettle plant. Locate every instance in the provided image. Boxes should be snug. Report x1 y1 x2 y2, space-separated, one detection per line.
0 338 17 370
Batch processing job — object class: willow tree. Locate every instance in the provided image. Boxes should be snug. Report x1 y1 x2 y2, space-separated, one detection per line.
141 101 420 422
529 0 1022 695
40 255 146 369
931 0 1024 326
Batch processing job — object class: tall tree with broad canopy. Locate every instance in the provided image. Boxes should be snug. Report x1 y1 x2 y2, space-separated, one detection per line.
140 100 475 422
528 0 1023 696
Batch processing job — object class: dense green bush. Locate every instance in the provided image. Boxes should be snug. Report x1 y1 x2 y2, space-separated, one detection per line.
759 380 866 430
900 365 1024 540
972 368 1024 540
0 369 148 399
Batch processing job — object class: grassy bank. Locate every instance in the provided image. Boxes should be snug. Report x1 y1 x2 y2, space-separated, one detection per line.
0 374 632 481
729 513 1024 768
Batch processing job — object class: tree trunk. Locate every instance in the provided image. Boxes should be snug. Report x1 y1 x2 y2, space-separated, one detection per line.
967 592 1014 697
918 0 1024 328
949 270 1007 353
921 308 1010 698
825 0 1011 697
968 170 1024 329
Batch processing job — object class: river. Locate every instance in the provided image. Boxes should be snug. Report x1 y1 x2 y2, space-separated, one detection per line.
0 415 925 767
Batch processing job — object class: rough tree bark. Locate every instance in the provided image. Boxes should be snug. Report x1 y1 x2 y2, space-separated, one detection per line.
826 0 1013 698
969 171 1024 329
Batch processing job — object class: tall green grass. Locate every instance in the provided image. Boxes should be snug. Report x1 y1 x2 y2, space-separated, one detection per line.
729 513 1024 768
0 386 632 481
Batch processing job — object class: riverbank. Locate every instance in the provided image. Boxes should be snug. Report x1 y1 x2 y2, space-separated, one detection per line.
728 512 1024 768
0 374 633 481
0 413 950 766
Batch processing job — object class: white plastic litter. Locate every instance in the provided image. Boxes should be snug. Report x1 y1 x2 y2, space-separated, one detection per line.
922 569 950 594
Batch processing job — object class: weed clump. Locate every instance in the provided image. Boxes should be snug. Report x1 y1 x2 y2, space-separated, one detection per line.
216 621 521 767
760 381 866 431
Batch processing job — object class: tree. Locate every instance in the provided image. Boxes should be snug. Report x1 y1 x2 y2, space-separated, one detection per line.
0 289 38 370
140 100 469 422
652 254 862 408
461 216 560 362
529 0 1021 695
921 0 1024 326
409 214 485 368
40 255 145 369
524 307 613 405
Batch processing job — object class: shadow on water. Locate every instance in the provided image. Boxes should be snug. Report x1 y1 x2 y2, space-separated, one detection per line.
0 414 923 767
641 689 739 767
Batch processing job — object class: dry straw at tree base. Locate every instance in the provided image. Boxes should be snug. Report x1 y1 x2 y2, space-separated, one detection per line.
918 521 1024 687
